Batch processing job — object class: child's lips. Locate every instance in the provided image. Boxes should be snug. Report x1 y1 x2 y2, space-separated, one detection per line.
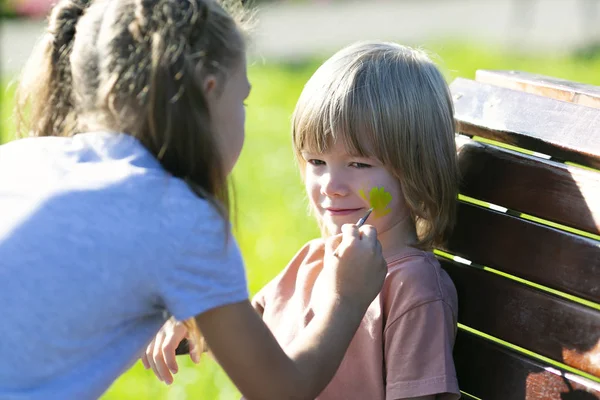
325 207 363 216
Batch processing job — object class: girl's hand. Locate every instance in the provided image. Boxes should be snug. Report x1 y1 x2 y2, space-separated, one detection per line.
141 318 200 385
193 226 384 400
321 224 387 312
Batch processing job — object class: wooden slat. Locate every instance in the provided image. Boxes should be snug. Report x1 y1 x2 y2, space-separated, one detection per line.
454 329 600 400
443 202 600 303
175 339 189 355
450 78 600 169
439 259 600 378
456 138 600 235
476 70 600 109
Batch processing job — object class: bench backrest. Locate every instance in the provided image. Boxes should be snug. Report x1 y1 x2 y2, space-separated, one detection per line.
443 70 600 399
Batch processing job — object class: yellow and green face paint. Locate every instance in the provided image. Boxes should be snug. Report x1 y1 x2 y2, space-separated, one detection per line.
359 186 392 218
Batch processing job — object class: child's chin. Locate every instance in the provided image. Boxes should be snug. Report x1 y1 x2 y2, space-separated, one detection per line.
326 223 343 236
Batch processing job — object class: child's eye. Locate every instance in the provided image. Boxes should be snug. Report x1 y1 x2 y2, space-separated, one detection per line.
350 162 371 169
308 159 326 166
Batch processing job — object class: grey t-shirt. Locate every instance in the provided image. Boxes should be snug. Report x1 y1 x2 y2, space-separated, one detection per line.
0 132 248 399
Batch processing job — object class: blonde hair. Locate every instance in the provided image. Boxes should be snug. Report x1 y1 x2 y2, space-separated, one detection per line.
15 0 250 355
292 41 458 250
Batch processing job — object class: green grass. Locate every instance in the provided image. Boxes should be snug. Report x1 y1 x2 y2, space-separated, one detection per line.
1 80 17 143
2 42 600 398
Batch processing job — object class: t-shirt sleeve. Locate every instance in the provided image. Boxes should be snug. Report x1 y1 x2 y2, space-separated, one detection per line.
384 300 460 400
156 210 249 321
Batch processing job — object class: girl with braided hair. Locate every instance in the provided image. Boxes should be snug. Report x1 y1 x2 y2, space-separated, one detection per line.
0 0 388 398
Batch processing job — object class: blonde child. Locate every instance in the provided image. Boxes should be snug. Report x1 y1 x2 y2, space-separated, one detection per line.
0 1 389 399
147 41 461 399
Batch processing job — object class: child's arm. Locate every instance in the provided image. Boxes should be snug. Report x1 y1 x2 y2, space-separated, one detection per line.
384 301 458 400
381 260 460 400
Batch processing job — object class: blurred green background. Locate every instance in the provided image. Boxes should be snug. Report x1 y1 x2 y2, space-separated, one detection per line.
2 40 600 398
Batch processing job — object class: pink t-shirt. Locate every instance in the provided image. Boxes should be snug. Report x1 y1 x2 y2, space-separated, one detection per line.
253 239 460 400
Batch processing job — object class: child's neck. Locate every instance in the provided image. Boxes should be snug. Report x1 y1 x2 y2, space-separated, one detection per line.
378 218 418 260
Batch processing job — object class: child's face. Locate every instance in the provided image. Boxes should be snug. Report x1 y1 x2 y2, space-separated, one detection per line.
301 140 410 243
204 59 251 174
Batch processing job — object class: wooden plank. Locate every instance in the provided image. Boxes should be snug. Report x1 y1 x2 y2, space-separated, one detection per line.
450 78 600 169
456 138 600 235
454 329 600 400
443 202 600 303
476 70 600 109
175 339 189 355
440 259 600 378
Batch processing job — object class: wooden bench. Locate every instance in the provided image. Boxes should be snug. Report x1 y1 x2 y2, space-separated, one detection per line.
440 70 600 399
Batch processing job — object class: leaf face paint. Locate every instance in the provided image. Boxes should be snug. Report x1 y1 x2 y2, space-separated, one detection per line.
359 186 392 218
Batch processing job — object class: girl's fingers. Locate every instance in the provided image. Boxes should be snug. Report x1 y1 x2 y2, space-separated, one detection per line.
188 337 201 364
152 330 173 384
141 351 150 369
162 329 184 374
145 338 159 380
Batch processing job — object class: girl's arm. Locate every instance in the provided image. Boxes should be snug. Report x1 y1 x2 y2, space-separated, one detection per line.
146 224 386 399
199 224 386 400
198 298 367 400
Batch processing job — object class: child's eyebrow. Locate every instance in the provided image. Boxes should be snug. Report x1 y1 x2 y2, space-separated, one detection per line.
343 141 375 158
347 150 374 159
349 152 370 158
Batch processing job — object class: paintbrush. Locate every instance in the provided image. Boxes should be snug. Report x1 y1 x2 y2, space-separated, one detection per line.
332 207 374 257
355 207 374 228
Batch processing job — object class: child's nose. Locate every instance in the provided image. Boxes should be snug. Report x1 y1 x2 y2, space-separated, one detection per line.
320 170 349 197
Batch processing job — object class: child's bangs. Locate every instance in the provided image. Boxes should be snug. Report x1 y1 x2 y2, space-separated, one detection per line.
293 83 379 159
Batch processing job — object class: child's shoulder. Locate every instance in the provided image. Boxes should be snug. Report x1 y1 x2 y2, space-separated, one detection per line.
253 238 325 301
300 237 327 259
276 238 326 274
386 247 441 277
383 248 457 311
